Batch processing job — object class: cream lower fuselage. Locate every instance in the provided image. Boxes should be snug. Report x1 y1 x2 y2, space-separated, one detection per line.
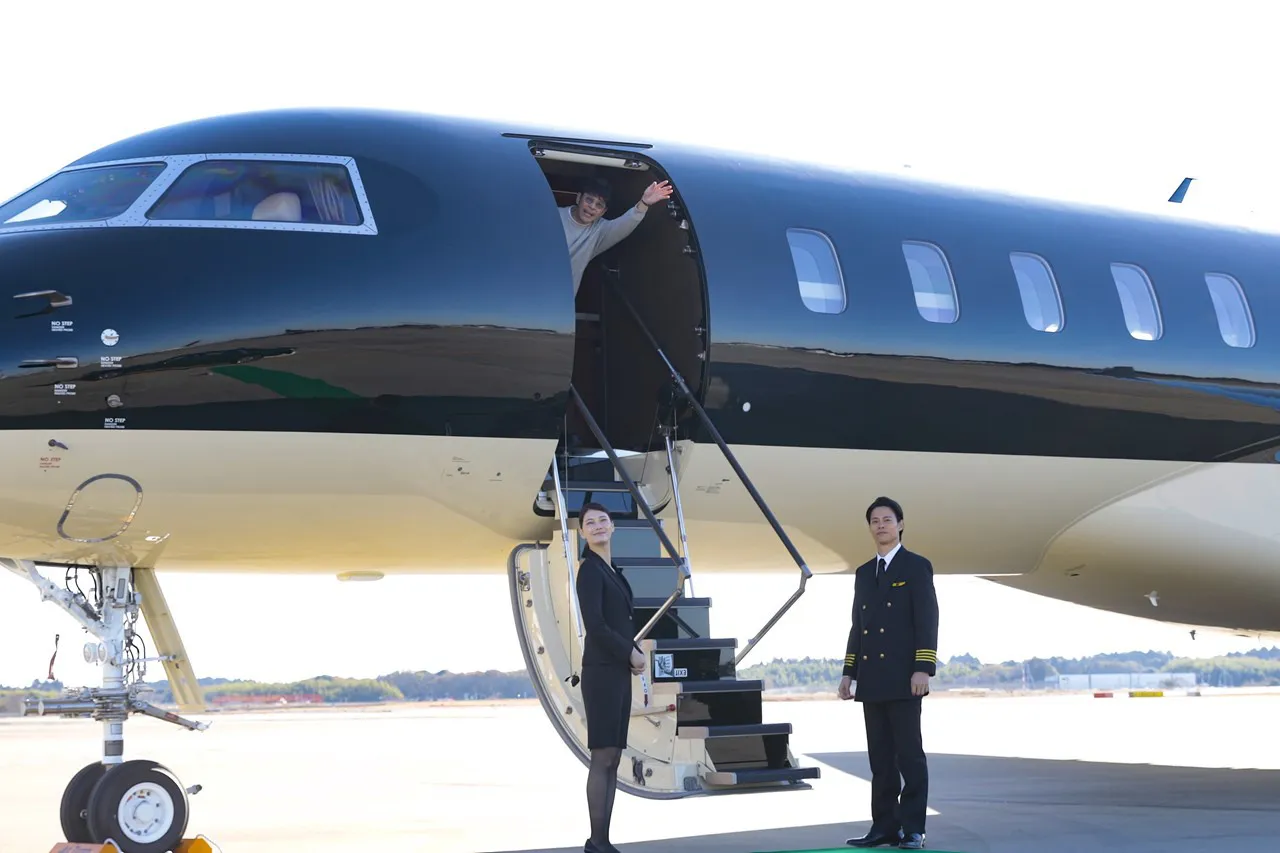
4 107 1280 639
3 425 1278 637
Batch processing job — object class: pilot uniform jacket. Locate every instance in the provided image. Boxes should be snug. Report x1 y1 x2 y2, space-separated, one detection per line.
843 547 939 703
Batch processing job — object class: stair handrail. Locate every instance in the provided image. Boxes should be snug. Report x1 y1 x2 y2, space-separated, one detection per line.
603 279 813 667
661 425 695 598
551 459 585 644
568 385 690 645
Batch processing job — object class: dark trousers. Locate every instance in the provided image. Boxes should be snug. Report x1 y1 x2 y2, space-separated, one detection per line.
863 697 928 835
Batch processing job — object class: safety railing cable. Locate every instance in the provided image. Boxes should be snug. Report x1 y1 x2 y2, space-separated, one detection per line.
568 385 690 645
603 280 812 667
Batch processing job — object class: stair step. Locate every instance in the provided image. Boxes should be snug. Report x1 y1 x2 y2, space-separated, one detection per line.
703 766 820 787
633 598 712 642
678 722 792 739
633 597 711 609
548 479 633 493
611 518 660 529
682 723 795 772
536 486 639 520
615 556 685 598
667 679 765 728
651 637 736 651
614 556 681 568
658 678 761 694
649 637 737 682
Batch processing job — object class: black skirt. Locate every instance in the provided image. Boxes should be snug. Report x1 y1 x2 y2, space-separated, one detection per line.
580 663 631 749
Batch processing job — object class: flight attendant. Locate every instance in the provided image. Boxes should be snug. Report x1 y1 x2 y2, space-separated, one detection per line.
575 501 647 853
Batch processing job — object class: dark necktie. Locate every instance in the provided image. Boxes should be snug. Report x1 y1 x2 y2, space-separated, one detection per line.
877 557 886 583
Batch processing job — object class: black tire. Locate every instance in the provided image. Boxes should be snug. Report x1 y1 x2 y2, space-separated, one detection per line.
60 761 108 842
85 760 189 853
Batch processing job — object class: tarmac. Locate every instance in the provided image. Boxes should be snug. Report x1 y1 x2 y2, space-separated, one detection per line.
2 691 1278 852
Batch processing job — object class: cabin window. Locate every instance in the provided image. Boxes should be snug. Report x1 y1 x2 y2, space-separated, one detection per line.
0 163 167 230
1009 252 1064 332
147 159 365 227
1109 263 1162 341
1204 273 1255 348
902 241 958 323
787 228 846 314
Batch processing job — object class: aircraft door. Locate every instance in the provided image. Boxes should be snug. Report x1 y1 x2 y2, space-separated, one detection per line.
522 141 710 451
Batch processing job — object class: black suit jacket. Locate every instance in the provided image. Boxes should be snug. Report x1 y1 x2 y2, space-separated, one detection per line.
576 549 640 668
841 547 939 703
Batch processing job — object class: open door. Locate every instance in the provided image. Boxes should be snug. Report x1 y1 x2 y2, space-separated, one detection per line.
523 139 709 453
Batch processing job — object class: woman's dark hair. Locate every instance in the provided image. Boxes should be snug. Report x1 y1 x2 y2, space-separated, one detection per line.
578 501 612 529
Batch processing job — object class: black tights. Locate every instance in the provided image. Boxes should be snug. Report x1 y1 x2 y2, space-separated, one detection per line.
586 746 622 851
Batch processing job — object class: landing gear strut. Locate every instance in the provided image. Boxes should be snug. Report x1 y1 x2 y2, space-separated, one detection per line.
2 558 208 852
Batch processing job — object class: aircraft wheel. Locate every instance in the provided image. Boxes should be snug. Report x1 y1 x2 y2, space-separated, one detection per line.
86 759 189 853
60 761 108 842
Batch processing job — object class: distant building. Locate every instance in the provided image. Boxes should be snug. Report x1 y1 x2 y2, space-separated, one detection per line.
1055 672 1196 691
211 693 323 706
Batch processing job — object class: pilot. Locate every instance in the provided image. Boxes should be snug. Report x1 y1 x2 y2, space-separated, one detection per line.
560 176 673 295
574 501 646 853
838 496 939 851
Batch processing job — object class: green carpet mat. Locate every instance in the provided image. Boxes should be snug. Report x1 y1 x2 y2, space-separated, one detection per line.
756 848 966 852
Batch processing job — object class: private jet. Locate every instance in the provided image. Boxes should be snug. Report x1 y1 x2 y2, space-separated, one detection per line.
3 107 1278 852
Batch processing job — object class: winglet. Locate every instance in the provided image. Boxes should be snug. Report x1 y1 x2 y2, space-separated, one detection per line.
1168 177 1195 203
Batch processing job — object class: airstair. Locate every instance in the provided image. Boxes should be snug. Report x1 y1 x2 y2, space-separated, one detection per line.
509 282 818 798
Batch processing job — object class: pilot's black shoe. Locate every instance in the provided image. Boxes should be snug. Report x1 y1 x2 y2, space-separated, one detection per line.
846 827 903 847
899 832 926 849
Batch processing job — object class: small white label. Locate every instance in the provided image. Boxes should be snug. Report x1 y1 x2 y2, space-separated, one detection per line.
104 417 126 430
100 356 122 368
674 667 688 678
51 320 73 333
54 383 76 396
101 329 119 346
654 653 675 679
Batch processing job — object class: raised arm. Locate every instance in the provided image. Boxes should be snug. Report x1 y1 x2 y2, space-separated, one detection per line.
594 180 674 255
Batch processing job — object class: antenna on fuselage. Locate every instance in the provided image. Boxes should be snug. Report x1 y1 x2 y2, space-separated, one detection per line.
1168 177 1195 203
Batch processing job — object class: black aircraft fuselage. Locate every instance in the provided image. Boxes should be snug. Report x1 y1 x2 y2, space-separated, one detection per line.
3 108 1279 635
4 109 1278 456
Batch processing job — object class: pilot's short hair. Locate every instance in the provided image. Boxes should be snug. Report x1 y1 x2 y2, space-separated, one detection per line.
580 177 612 205
578 501 612 529
865 496 904 525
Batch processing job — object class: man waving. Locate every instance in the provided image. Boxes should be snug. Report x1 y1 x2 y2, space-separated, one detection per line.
559 176 673 294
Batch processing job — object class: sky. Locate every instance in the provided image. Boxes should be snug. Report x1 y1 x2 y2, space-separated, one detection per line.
3 2 1279 688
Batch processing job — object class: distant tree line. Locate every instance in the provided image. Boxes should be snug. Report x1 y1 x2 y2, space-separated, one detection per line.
0 670 536 711
737 647 1280 691
4 648 1278 711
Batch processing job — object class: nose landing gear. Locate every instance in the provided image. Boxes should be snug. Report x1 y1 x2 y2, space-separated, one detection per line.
3 558 209 853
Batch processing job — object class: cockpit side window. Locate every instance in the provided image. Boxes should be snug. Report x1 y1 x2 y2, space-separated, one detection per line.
147 160 364 226
0 163 166 230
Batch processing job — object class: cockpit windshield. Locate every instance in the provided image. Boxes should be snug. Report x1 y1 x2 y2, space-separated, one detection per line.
147 160 364 226
0 163 166 229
